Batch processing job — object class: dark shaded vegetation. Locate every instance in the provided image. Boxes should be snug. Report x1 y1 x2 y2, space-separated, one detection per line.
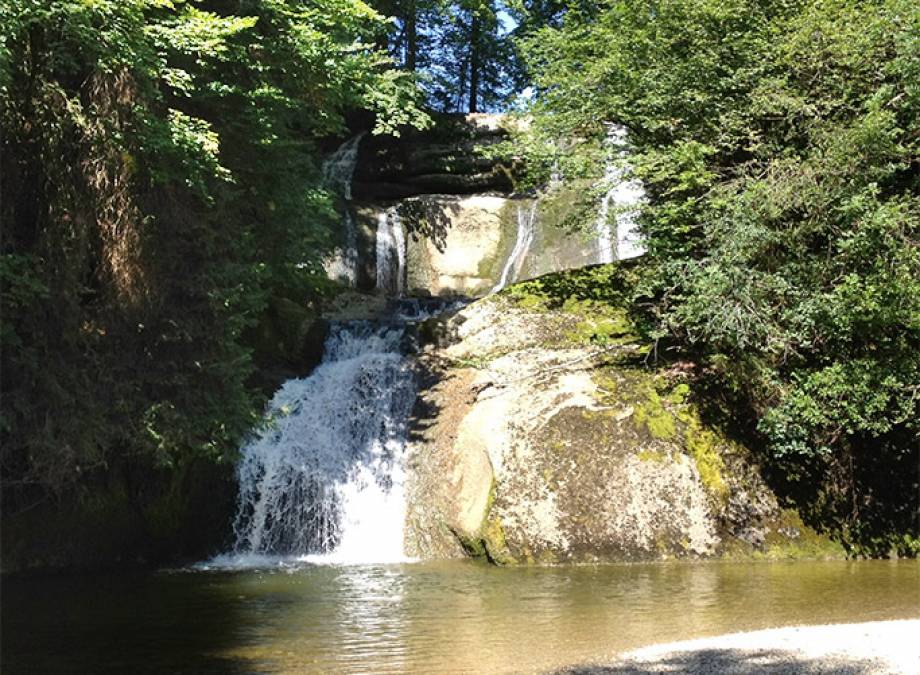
0 0 427 569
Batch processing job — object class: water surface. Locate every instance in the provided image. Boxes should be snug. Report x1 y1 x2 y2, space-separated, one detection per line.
3 560 918 673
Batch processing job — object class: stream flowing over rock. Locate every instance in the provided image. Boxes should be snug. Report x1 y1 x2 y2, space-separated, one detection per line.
595 125 645 261
323 133 365 286
224 309 436 566
218 114 835 567
327 115 644 298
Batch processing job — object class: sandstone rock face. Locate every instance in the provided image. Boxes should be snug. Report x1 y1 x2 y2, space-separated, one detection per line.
353 194 608 297
341 113 612 297
405 289 841 563
404 194 509 296
352 114 515 200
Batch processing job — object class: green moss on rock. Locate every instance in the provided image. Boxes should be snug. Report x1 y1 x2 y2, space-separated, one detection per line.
482 517 516 565
637 448 668 463
634 388 678 440
684 418 729 500
565 303 638 346
452 478 518 565
476 198 522 281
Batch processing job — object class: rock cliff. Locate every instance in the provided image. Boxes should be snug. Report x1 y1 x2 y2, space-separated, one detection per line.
330 114 614 297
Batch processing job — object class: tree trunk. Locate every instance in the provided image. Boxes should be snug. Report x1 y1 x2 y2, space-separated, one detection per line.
469 13 480 113
405 0 417 70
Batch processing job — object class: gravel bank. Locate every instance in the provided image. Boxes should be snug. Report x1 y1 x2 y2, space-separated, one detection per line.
558 620 920 674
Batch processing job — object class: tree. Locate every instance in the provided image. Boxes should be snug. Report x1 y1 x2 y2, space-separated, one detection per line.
369 0 526 112
0 0 426 519
519 0 920 553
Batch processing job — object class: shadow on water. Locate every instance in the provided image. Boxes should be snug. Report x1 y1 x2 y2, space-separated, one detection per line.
556 649 880 675
0 571 261 674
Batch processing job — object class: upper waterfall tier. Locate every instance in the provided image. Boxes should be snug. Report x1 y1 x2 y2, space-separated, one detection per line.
353 194 619 298
325 115 645 298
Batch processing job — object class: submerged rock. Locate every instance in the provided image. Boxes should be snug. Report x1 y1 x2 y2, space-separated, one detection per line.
405 267 843 563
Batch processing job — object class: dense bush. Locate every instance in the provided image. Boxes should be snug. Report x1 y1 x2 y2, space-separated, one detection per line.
520 0 919 553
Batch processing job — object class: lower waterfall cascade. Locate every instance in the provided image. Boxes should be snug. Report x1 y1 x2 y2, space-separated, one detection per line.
216 314 423 567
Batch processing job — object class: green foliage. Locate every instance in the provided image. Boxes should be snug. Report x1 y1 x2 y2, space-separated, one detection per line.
0 0 426 521
521 0 919 550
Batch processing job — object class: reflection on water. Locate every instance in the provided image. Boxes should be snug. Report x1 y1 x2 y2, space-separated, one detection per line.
3 560 918 673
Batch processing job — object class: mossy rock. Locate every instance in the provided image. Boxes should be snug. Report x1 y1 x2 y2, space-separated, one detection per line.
411 267 846 565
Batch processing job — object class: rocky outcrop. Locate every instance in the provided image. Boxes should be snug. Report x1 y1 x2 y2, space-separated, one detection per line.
405 266 843 563
352 114 515 200
353 194 607 297
337 113 611 297
402 194 511 296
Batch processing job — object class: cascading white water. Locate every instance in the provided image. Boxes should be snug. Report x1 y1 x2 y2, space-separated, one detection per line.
375 206 406 295
492 201 537 293
225 321 417 566
594 160 617 265
323 133 365 200
595 125 646 262
323 134 365 285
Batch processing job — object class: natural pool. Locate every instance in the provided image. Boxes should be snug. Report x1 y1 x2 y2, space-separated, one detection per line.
3 560 918 673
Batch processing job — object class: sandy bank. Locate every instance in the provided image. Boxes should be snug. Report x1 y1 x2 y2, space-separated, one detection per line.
558 619 920 674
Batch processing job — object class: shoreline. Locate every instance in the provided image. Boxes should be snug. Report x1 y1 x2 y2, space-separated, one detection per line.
561 619 920 674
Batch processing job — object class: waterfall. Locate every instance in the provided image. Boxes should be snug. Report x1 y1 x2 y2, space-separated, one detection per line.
492 201 537 293
323 134 365 285
594 166 616 265
323 133 365 200
375 206 406 295
595 125 646 262
226 321 417 566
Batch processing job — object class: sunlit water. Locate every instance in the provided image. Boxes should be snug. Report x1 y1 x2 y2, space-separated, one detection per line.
3 560 917 673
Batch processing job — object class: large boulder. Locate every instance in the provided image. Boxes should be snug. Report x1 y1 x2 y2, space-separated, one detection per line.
405 266 843 563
